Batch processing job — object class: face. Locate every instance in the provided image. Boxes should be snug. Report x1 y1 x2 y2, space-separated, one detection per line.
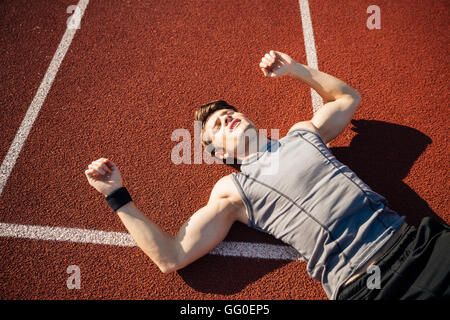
204 108 257 159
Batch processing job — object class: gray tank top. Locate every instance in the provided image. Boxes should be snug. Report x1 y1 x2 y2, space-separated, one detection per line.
230 128 405 299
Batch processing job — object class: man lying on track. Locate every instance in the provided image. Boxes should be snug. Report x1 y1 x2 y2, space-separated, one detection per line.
85 50 449 300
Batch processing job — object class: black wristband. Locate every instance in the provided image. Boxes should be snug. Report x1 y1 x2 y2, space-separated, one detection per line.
105 187 132 211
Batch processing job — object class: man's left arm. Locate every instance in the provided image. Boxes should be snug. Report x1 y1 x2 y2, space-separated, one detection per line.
259 50 361 144
308 93 361 144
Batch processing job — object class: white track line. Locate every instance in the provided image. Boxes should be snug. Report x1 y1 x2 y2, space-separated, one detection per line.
0 0 317 263
0 222 301 261
0 0 89 197
298 0 323 112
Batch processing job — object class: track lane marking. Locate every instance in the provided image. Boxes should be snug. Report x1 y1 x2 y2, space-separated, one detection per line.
298 0 323 112
0 0 321 264
0 222 301 261
0 0 90 196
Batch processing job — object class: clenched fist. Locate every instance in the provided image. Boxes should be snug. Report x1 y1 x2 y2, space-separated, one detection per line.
85 158 123 196
259 50 296 78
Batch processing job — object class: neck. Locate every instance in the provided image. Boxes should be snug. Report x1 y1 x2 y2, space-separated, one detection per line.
237 132 271 162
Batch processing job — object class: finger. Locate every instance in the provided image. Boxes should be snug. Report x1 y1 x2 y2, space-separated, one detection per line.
262 57 271 65
261 56 272 63
269 72 278 78
105 159 116 169
265 53 274 62
85 169 99 178
100 163 111 173
89 163 105 175
95 158 108 165
259 61 268 68
93 160 109 174
96 158 110 168
88 169 100 177
261 67 275 77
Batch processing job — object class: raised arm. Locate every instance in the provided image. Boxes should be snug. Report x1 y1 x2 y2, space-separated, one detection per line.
259 50 361 144
85 158 239 273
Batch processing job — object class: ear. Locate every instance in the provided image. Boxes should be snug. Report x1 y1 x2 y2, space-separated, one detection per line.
214 148 229 160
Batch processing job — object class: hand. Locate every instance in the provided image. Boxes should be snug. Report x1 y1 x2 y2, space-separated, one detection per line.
85 158 123 196
259 50 296 78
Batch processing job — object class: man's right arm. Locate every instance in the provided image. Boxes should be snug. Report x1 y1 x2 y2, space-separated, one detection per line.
85 158 238 274
116 176 238 273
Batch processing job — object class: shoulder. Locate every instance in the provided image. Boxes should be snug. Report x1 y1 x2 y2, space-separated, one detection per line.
210 175 241 202
209 175 248 224
288 120 321 136
287 120 328 145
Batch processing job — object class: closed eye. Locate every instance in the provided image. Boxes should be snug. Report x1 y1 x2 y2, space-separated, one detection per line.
213 119 220 132
213 111 228 131
211 109 234 135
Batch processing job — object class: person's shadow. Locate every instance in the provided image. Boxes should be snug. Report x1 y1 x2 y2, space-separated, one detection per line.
332 119 444 227
177 119 444 295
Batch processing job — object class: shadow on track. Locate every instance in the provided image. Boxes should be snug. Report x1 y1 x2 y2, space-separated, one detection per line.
333 119 444 227
178 119 444 295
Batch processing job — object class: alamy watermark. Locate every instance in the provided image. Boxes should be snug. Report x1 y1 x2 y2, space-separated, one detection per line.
66 265 81 289
170 121 280 175
67 5 82 30
366 264 381 290
367 5 381 30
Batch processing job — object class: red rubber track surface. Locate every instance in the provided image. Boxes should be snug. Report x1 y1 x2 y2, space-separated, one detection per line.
0 0 73 162
0 0 448 299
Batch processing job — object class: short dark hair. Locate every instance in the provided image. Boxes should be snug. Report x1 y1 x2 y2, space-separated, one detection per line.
194 100 238 155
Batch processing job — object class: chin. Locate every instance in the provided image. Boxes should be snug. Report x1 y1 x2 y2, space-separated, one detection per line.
240 123 257 137
232 127 257 154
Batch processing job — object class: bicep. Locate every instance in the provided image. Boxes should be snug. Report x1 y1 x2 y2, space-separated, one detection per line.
311 94 361 144
174 198 235 270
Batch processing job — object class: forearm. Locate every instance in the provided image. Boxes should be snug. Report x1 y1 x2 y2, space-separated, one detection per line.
86 160 238 276
288 62 360 102
116 201 178 273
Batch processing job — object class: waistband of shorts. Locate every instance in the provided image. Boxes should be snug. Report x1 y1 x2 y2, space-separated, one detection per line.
336 223 417 299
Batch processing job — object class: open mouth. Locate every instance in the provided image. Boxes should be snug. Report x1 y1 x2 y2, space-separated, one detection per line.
229 119 241 132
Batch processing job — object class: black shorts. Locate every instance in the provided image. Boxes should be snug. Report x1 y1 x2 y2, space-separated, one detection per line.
336 217 450 300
